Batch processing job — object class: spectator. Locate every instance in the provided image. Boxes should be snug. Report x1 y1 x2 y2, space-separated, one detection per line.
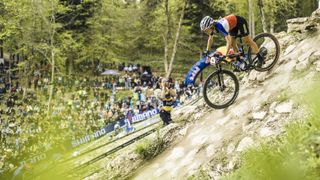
159 80 176 126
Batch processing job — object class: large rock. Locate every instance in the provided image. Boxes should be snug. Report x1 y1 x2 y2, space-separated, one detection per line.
252 111 267 120
287 16 319 33
311 9 320 24
312 9 320 18
256 72 269 82
279 34 300 51
227 157 238 170
275 101 293 114
236 137 254 152
248 71 269 82
259 127 275 137
248 71 258 81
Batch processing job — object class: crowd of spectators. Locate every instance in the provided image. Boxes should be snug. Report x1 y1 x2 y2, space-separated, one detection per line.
0 60 201 177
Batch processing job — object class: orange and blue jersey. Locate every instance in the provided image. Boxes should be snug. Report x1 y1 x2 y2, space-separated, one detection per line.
215 15 237 37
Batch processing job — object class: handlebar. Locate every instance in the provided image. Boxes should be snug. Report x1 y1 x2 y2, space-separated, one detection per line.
208 53 242 65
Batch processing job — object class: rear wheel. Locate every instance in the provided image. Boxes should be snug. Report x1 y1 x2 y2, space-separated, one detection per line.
203 70 239 109
250 33 280 72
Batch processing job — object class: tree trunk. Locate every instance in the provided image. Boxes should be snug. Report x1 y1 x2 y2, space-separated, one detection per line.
8 53 12 91
270 0 275 33
47 1 56 115
166 0 187 78
252 3 255 37
163 0 169 74
248 0 252 37
47 38 55 114
258 0 268 33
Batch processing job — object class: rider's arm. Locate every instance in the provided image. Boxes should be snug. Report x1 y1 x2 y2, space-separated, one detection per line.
225 35 232 56
206 35 213 51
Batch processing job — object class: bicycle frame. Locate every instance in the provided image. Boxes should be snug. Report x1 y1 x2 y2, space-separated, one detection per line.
185 37 256 87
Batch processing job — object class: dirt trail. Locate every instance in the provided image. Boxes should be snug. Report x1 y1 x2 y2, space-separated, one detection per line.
131 32 320 180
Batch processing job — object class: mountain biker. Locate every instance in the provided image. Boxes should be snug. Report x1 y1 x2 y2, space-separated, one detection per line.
200 14 265 67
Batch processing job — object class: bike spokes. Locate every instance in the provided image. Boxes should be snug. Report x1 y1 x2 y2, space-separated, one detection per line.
252 33 280 72
203 70 239 109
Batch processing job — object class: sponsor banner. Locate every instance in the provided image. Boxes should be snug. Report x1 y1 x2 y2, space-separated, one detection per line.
142 116 161 127
131 108 160 123
71 121 119 148
71 108 160 148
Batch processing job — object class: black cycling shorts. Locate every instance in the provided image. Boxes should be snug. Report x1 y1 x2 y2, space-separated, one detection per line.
229 16 249 37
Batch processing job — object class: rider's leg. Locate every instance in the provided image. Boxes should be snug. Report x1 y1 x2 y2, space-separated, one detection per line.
243 36 259 54
243 35 265 67
230 36 238 53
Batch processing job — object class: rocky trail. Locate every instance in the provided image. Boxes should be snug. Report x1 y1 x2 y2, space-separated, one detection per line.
85 10 320 180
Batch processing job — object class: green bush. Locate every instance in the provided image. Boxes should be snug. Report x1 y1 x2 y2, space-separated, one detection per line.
222 81 320 180
134 130 165 160
135 139 154 159
187 168 211 180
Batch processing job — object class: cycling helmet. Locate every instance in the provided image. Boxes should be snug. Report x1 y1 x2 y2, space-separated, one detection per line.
200 16 214 31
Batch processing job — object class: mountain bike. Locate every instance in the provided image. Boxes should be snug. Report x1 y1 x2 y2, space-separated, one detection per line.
203 33 280 109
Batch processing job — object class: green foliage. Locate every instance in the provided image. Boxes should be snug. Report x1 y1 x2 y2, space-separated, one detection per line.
187 167 211 180
222 81 320 180
0 0 318 77
134 129 165 160
276 90 289 103
134 139 154 159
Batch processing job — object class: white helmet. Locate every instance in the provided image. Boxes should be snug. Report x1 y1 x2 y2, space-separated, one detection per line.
200 16 214 31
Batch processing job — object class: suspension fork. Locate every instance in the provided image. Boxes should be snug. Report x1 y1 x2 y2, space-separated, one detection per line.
216 65 225 91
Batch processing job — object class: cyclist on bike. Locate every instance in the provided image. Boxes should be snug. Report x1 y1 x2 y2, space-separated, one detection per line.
200 15 265 67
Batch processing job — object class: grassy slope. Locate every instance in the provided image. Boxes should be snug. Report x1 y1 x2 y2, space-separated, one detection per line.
222 81 320 180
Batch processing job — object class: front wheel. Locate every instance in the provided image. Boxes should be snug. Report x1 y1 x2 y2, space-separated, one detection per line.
203 70 239 109
251 33 280 72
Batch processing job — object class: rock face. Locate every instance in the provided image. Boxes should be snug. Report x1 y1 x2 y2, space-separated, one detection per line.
312 8 320 17
287 9 320 33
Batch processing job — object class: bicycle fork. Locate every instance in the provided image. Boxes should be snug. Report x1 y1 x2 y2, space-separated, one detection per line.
216 67 226 91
